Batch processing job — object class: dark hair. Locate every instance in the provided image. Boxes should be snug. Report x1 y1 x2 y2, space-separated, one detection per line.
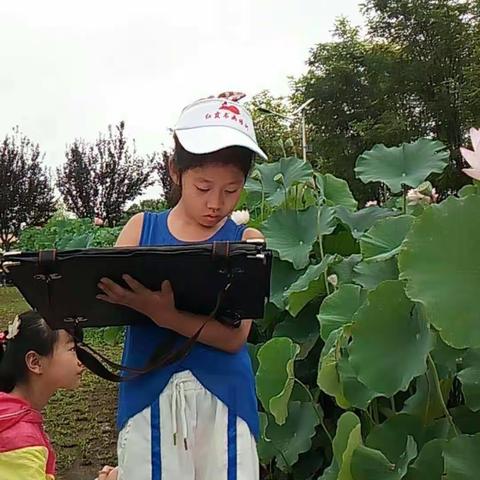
167 135 255 206
0 311 59 393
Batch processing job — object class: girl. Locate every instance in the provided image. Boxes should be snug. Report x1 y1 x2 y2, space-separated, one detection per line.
0 311 117 480
97 93 267 480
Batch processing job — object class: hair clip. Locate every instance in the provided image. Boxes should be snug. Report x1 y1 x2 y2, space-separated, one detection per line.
0 331 7 346
6 315 21 340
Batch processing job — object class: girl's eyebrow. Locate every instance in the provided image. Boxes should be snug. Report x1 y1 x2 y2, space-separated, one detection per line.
194 177 243 185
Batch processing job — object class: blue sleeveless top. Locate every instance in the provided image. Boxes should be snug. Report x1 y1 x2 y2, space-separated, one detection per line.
117 210 259 439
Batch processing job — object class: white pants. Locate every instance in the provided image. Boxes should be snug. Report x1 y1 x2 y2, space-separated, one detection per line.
117 370 259 480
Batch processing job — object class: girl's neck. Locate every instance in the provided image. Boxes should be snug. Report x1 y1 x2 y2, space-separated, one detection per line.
11 382 53 411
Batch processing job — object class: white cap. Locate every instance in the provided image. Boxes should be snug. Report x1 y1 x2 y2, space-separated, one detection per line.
174 98 267 160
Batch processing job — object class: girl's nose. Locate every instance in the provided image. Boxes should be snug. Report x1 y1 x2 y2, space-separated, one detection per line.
207 191 223 210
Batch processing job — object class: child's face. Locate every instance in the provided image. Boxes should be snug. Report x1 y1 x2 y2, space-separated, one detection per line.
41 330 84 390
179 163 245 228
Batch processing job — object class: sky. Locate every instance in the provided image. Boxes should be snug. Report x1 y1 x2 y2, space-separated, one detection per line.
0 0 364 199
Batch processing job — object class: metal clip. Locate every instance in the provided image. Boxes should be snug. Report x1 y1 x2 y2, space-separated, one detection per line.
1 261 20 274
64 316 88 324
33 273 62 281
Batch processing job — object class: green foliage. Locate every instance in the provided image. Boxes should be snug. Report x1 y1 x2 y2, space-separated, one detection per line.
18 213 121 251
243 140 480 478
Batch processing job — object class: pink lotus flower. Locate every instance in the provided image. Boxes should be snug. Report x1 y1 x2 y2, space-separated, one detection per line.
94 217 104 226
460 128 480 180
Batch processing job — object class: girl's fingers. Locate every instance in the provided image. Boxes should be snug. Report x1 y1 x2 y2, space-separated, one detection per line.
161 280 173 294
98 278 129 299
96 294 117 304
122 274 148 293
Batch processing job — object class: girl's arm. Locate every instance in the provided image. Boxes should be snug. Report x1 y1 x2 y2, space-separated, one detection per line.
148 227 264 353
115 213 144 247
99 221 265 353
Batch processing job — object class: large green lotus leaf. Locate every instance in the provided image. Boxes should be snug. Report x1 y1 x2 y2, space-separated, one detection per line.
317 204 337 236
330 412 362 480
337 354 379 409
339 424 363 480
247 157 314 206
458 182 480 198
256 337 300 425
291 448 327 480
264 401 320 471
355 138 449 193
365 413 450 464
443 433 480 480
316 172 358 211
398 194 480 348
318 464 340 480
331 254 363 285
451 406 480 434
273 303 320 360
318 284 367 341
351 436 417 480
335 205 398 239
317 334 350 409
324 229 360 256
333 412 362 465
257 412 276 465
360 215 415 262
352 258 399 290
270 257 306 309
284 255 334 316
348 281 432 396
263 207 318 269
404 439 446 480
402 372 448 424
457 366 480 412
430 332 466 376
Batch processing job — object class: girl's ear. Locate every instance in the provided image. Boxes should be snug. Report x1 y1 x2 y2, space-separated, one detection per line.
168 158 180 186
25 351 43 375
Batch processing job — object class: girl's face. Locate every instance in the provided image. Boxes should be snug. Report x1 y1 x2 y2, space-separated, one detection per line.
40 330 84 390
177 163 245 228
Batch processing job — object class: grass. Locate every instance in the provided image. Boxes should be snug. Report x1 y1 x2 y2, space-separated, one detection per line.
0 287 120 480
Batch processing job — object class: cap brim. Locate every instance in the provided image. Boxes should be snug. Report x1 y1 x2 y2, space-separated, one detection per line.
175 126 268 160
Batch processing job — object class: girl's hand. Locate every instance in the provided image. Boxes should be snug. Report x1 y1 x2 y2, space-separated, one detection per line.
96 275 177 325
97 465 118 480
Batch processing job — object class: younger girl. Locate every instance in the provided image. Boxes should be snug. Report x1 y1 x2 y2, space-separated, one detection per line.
97 93 267 480
0 311 117 480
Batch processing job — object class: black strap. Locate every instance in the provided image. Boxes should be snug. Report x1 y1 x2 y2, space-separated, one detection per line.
75 281 232 382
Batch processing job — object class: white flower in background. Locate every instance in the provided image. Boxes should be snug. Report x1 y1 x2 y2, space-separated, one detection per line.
406 188 431 205
94 217 104 226
327 274 338 288
365 200 378 207
6 315 21 340
231 210 250 225
460 127 480 180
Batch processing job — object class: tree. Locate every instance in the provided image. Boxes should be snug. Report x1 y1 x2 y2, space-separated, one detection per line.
247 90 301 162
119 198 167 225
293 1 480 201
0 128 55 251
362 0 480 192
57 121 156 226
156 150 178 207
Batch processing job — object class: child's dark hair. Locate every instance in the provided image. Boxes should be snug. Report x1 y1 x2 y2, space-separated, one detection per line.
0 311 59 393
167 135 255 206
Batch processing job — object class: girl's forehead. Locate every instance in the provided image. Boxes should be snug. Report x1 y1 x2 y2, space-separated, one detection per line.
187 163 245 181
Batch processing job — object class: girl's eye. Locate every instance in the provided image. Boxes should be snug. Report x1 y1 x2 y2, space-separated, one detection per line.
196 186 209 192
225 189 239 194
